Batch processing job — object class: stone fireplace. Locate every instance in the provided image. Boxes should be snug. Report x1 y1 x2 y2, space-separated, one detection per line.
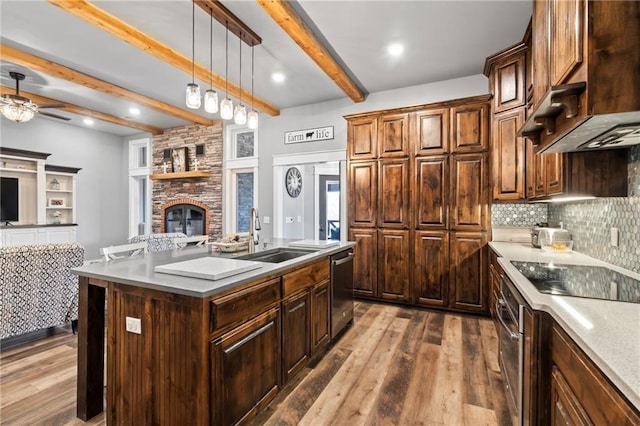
152 123 223 240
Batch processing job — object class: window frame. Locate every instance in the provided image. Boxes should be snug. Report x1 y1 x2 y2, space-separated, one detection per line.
128 138 152 238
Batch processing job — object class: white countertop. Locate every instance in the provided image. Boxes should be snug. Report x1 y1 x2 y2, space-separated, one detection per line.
73 239 355 298
489 242 640 410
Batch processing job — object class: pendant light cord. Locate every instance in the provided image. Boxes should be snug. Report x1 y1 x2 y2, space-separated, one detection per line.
209 12 212 89
251 46 254 110
191 0 195 84
225 21 229 97
238 33 242 105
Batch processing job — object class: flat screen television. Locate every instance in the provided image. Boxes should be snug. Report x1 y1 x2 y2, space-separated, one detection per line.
1 177 19 222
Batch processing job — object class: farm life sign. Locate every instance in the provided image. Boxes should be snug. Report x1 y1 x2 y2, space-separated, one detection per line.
284 126 334 144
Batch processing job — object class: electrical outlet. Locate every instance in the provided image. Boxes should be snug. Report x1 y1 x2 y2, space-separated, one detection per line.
610 227 619 247
263 216 270 224
126 316 142 334
285 216 294 224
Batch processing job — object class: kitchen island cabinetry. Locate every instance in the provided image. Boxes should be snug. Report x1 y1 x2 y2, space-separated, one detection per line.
211 307 281 426
74 244 352 425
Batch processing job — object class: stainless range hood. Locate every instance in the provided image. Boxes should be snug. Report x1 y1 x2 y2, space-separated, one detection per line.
540 111 640 154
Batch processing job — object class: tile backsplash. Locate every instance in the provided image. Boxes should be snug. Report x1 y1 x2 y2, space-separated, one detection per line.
493 145 640 273
491 203 548 227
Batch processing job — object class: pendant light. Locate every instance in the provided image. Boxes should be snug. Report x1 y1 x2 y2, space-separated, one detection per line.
247 45 259 129
233 32 247 125
203 12 218 113
219 21 234 120
185 0 201 109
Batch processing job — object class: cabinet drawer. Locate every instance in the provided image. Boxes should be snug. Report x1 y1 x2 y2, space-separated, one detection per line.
551 325 640 425
282 259 329 298
211 278 281 331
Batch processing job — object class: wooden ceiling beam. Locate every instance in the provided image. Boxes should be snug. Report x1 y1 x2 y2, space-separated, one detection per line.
0 85 164 134
46 0 280 116
257 0 365 103
1 44 212 127
195 0 261 47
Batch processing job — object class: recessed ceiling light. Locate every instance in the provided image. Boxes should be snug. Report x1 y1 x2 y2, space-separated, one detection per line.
272 72 285 83
128 107 140 115
388 43 404 56
83 118 95 126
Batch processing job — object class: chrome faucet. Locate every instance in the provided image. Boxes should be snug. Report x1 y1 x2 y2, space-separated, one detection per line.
248 207 261 253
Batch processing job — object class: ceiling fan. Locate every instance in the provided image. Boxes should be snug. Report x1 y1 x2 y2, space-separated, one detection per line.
0 71 70 122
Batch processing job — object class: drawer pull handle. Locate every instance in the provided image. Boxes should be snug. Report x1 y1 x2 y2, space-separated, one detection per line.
224 321 275 354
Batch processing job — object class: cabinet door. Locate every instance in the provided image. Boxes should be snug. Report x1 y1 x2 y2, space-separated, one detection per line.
348 161 377 228
492 108 526 201
378 113 409 157
534 151 546 196
545 153 564 196
550 368 592 426
532 0 549 109
493 54 526 113
347 116 377 160
449 232 487 313
549 0 583 86
211 308 280 426
451 102 489 152
414 156 448 230
414 108 449 155
282 291 310 384
414 231 449 307
310 279 330 355
378 158 410 228
378 230 410 302
348 228 377 298
450 153 488 231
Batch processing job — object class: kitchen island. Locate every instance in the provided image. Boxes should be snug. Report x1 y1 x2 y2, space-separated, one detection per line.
489 242 640 423
72 240 354 425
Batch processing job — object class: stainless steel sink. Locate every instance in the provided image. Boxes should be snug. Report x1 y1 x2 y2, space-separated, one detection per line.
236 247 316 263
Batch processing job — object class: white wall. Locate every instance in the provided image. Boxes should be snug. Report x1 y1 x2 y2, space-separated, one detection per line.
1 118 129 259
254 74 489 240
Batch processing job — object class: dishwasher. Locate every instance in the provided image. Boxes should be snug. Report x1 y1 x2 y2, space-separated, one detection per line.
330 249 354 339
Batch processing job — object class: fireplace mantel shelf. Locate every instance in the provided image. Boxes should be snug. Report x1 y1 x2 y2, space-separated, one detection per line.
150 170 211 180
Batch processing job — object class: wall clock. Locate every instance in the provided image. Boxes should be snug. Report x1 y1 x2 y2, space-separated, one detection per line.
285 167 302 198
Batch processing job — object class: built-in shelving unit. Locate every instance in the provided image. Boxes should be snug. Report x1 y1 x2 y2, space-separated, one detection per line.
149 170 211 180
0 147 80 246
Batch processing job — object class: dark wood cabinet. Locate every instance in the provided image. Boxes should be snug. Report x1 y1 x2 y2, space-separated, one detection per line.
450 153 488 231
492 108 526 201
449 232 487 313
451 102 489 153
414 231 449 307
414 108 449 155
348 161 377 228
211 307 281 426
488 250 500 323
347 116 377 160
489 46 526 113
378 158 410 229
414 156 448 230
310 279 330 355
544 152 563 196
548 0 583 87
348 228 377 298
525 138 538 198
378 113 409 157
378 230 410 302
531 0 549 111
282 291 309 384
550 325 640 425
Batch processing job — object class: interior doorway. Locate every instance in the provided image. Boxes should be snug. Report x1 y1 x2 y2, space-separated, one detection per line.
318 174 340 240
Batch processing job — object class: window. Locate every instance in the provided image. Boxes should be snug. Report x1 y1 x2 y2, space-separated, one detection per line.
128 138 151 237
224 125 258 235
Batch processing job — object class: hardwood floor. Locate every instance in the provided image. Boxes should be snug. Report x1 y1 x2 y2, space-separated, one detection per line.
0 302 512 425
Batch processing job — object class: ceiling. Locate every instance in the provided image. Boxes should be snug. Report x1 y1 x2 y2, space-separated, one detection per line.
0 0 532 136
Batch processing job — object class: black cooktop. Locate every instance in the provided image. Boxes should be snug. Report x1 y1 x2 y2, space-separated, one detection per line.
510 261 640 304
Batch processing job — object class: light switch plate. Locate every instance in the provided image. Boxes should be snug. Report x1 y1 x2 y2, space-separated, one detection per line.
611 227 619 247
126 316 142 334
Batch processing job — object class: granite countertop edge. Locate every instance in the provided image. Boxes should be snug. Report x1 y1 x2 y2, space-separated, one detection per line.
72 240 355 299
489 241 640 411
